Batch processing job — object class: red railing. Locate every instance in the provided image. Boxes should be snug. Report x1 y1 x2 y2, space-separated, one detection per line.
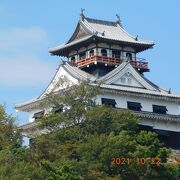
77 55 149 71
131 60 148 70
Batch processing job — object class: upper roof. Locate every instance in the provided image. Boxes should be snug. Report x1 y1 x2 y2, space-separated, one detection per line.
49 13 154 56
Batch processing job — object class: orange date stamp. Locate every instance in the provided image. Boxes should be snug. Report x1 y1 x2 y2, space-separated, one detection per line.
111 157 161 165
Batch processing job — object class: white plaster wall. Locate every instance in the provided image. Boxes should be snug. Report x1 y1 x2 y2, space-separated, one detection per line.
41 67 78 98
122 51 126 60
96 93 179 115
113 75 144 88
68 55 78 62
97 48 101 55
29 107 52 123
111 45 122 50
88 43 96 49
87 48 95 58
31 67 80 122
75 55 78 63
123 47 135 52
29 109 43 123
98 43 109 48
54 67 77 90
140 118 180 132
97 48 111 56
28 92 179 133
132 53 135 60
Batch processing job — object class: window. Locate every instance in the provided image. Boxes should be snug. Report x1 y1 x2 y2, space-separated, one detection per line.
29 138 34 146
52 106 63 114
102 98 116 108
101 49 107 57
126 53 132 61
88 99 96 106
112 50 121 59
71 56 75 62
153 105 167 114
127 78 132 85
121 77 126 83
127 101 142 111
89 49 94 57
33 111 44 119
79 52 86 60
120 72 132 85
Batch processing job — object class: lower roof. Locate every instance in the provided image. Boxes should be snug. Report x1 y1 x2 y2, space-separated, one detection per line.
15 62 180 112
18 109 180 133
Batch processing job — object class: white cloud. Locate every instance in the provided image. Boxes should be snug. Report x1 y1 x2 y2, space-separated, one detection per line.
0 26 57 86
0 55 56 86
0 27 48 52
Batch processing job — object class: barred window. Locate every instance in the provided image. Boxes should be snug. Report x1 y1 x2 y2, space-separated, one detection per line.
127 101 142 111
153 105 167 114
102 98 116 108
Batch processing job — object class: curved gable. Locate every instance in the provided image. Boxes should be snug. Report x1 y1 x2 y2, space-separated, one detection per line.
67 22 91 43
39 65 79 98
99 62 159 91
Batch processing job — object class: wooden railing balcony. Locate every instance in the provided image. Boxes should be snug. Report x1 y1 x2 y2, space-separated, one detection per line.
77 55 149 72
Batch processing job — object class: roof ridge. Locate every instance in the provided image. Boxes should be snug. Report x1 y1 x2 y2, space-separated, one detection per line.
116 23 154 44
79 19 95 34
99 62 160 91
101 84 180 100
65 62 96 81
85 17 117 26
98 62 128 82
139 73 160 90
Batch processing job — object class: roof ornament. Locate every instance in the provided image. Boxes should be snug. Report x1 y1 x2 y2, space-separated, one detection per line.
168 88 171 94
102 31 105 36
93 31 98 35
116 14 123 28
80 8 85 21
135 35 138 41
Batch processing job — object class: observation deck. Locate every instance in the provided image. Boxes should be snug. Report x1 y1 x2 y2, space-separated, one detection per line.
76 54 149 73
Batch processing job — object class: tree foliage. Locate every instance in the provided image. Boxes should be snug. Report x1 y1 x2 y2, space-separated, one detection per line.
0 82 179 179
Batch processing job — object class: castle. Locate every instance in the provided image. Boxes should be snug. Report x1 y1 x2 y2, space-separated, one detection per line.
16 11 180 149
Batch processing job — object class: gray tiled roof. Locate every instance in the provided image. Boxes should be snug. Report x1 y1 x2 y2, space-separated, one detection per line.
63 62 96 81
18 110 180 131
18 121 37 131
101 84 180 100
49 35 92 54
98 61 127 82
134 111 180 122
49 16 154 55
98 61 160 91
82 17 154 45
15 61 180 111
15 97 39 109
15 62 97 111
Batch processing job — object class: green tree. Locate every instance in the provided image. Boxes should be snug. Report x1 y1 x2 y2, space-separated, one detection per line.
0 81 179 179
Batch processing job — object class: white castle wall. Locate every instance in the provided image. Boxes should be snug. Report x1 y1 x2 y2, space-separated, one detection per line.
140 118 180 132
96 93 179 115
29 109 42 123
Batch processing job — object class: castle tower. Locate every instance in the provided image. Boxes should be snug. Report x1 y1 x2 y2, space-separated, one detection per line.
16 12 180 149
49 11 153 76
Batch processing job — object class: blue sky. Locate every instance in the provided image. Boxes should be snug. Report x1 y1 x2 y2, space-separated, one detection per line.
0 0 180 124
